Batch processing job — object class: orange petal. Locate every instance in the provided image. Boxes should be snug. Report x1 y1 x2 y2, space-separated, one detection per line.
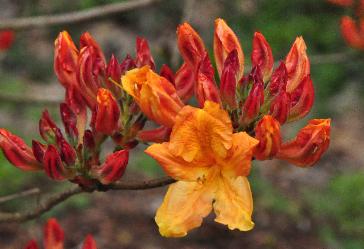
285 37 310 93
155 180 215 237
214 176 254 231
145 143 211 181
214 18 244 78
223 132 258 178
168 102 232 162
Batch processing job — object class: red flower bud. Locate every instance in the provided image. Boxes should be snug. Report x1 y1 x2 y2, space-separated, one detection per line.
285 37 310 93
80 32 105 62
0 129 41 171
0 30 15 51
82 235 98 249
106 54 122 97
78 45 106 109
32 140 46 163
160 64 175 84
120 54 136 75
177 22 206 68
241 67 264 125
44 218 65 249
340 16 364 50
135 37 155 70
39 110 58 143
288 75 314 122
24 240 39 249
269 90 291 124
214 18 244 78
54 31 79 89
174 63 195 103
43 145 68 181
96 150 129 185
254 115 281 160
65 88 88 145
137 126 172 143
93 88 120 135
83 130 96 151
59 139 76 166
195 54 221 107
220 50 239 108
277 119 331 167
60 103 78 141
269 61 288 96
252 32 274 82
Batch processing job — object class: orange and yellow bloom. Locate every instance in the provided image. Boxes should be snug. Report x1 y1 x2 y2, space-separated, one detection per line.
146 101 258 237
121 66 184 128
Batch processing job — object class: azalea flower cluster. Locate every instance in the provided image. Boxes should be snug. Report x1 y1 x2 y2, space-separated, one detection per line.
0 18 331 237
24 218 97 249
328 0 364 50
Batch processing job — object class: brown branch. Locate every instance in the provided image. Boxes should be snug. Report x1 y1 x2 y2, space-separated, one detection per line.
0 0 161 30
0 188 40 203
0 176 174 223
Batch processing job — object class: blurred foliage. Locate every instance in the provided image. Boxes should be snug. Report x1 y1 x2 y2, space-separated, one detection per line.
305 173 364 249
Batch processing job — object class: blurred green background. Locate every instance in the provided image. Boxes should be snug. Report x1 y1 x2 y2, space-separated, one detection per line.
0 0 363 248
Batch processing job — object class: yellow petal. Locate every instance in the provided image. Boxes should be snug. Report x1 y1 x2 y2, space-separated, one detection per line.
155 181 215 237
222 132 259 178
145 143 210 181
169 103 232 162
213 175 254 231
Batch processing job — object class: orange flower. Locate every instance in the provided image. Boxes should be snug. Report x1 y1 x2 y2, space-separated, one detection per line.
121 66 184 128
254 115 281 160
277 119 331 167
145 101 258 237
327 0 353 7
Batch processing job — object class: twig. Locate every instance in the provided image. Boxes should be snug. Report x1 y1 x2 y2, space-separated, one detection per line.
0 176 174 223
0 0 161 30
0 188 40 203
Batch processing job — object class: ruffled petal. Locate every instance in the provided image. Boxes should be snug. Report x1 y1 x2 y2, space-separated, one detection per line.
222 132 258 178
155 181 215 237
213 176 254 231
145 143 210 181
169 102 233 162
